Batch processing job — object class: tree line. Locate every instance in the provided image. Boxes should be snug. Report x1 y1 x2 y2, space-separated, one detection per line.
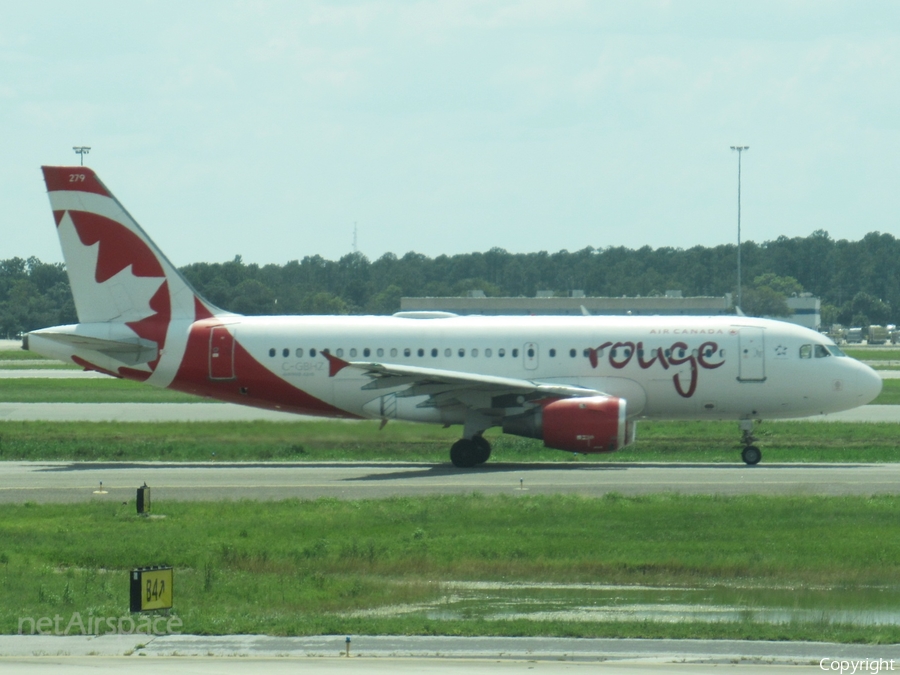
2 229 897 338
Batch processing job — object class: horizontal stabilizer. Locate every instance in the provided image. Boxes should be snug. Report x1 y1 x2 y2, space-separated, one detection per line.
32 330 158 366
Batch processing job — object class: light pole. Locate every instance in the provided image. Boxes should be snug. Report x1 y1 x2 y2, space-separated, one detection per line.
730 145 749 310
73 146 91 166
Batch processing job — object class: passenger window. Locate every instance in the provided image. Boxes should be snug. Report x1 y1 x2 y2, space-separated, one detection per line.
310 348 317 357
269 348 275 357
444 348 452 357
417 348 424 357
282 348 289 358
814 345 830 358
295 348 304 358
799 344 812 359
582 348 590 357
458 348 465 357
404 348 411 357
431 348 438 357
350 348 358 357
377 348 384 357
512 348 519 357
485 348 492 357
527 347 535 357
569 349 576 358
363 348 371 357
336 348 344 357
549 348 556 357
472 348 479 357
390 348 398 357
499 348 506 357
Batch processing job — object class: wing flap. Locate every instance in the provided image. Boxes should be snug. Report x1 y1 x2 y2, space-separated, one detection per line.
345 361 603 403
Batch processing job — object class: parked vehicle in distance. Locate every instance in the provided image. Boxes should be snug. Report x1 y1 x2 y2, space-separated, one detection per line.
846 327 864 344
868 325 890 345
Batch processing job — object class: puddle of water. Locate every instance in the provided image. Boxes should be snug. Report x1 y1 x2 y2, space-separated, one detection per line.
348 582 900 626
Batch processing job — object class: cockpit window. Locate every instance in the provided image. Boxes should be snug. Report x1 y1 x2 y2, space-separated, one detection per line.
814 344 831 358
826 345 847 357
799 344 812 359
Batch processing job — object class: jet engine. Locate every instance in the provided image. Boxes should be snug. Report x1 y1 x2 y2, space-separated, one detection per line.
502 395 634 453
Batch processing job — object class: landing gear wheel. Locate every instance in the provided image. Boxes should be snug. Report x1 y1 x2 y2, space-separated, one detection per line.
450 439 479 468
741 445 762 465
471 435 492 465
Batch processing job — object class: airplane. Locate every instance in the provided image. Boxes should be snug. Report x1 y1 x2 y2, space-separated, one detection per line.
26 166 883 467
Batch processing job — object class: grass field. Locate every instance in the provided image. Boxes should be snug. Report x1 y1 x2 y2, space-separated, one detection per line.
2 495 900 642
844 348 900 361
0 418 899 463
0 379 201 403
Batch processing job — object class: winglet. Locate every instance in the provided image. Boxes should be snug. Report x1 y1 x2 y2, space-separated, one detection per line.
323 351 350 377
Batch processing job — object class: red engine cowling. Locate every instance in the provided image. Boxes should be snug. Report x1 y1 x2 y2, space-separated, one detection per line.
542 396 628 453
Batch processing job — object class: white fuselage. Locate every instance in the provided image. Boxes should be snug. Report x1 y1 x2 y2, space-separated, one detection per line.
196 314 882 422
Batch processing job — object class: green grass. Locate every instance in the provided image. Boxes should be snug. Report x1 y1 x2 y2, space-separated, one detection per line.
0 350 47 361
872 378 900 404
845 348 900 361
0 362 79 370
0 418 900 463
0 378 200 403
2 495 900 641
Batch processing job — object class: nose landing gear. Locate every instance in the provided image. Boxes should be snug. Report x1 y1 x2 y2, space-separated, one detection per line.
740 419 761 465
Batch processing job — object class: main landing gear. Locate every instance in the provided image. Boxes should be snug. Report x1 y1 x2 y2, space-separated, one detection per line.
740 419 762 465
450 435 492 468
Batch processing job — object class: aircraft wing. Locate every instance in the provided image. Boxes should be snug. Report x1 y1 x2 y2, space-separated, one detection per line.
325 353 604 415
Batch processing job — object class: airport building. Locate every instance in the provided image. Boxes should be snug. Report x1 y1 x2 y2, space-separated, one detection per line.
401 290 822 330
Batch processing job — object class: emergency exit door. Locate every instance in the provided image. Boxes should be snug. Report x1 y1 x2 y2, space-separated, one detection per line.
737 326 766 381
209 326 236 380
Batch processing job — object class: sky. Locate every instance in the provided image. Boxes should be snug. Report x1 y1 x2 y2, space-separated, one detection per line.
3 1 900 267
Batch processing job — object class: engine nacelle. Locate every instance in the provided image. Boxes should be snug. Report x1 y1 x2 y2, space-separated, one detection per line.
503 396 633 453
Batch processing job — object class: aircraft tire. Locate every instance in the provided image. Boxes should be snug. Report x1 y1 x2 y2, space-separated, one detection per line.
741 445 762 465
450 439 480 468
472 436 492 465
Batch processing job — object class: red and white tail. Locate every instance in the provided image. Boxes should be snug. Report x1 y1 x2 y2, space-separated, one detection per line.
42 166 220 324
34 166 227 383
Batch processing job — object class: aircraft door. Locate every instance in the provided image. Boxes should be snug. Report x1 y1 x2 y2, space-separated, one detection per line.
737 327 766 381
209 326 236 380
524 342 539 370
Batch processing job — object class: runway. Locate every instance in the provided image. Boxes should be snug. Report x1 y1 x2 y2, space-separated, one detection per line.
3 634 897 672
3 460 900 504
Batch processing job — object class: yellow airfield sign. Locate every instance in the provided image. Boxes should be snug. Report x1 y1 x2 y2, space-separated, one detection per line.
130 566 173 612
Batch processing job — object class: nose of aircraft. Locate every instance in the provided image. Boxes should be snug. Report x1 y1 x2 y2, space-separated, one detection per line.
858 363 883 406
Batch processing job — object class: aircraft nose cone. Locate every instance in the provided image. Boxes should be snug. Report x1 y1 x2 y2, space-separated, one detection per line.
861 366 883 405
